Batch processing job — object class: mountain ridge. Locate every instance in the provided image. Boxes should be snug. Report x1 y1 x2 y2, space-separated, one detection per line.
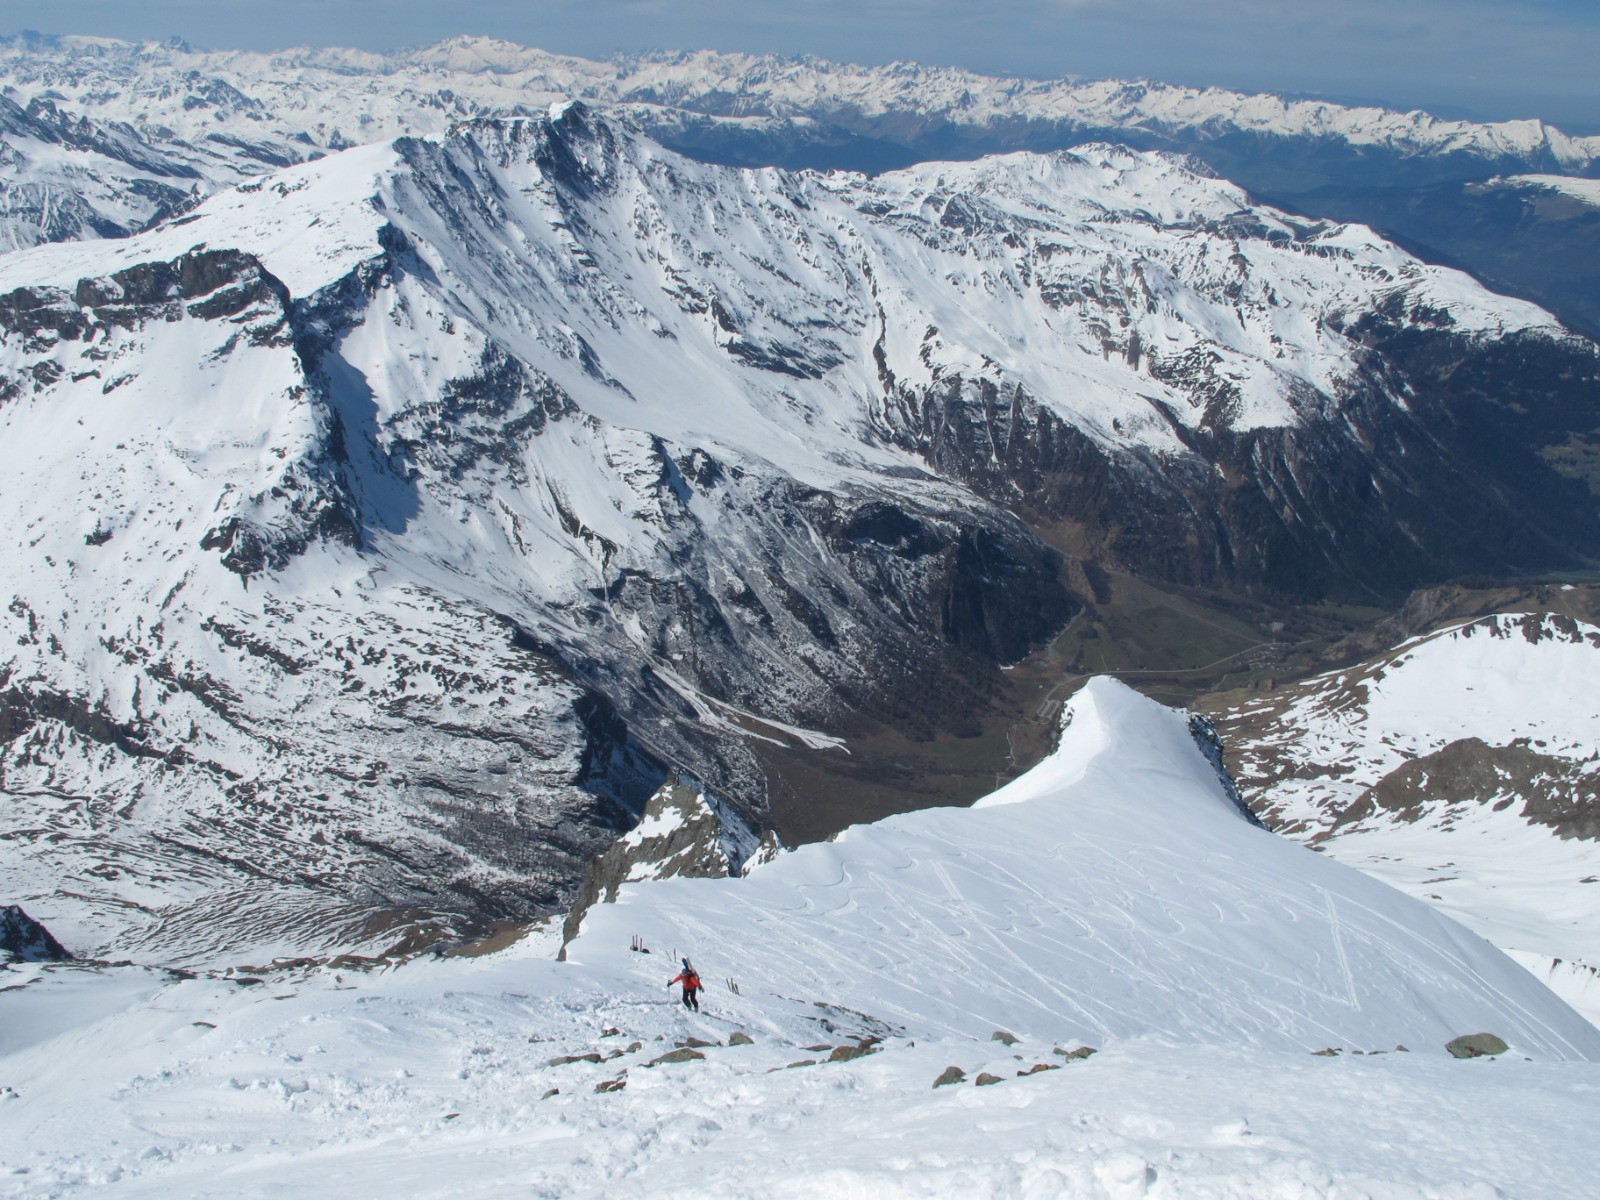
7 30 1600 336
5 676 1598 1195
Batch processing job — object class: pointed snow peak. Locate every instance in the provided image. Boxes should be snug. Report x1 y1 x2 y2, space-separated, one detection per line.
975 677 1239 820
444 99 639 191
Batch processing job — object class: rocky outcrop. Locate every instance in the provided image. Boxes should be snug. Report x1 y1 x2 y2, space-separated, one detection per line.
1329 737 1600 843
0 905 71 962
1187 714 1266 830
561 776 778 947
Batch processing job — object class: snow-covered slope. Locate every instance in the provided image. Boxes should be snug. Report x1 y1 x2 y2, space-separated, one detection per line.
2 678 1596 1198
3 106 1598 963
570 678 1597 1054
1500 173 1600 208
1212 613 1600 1025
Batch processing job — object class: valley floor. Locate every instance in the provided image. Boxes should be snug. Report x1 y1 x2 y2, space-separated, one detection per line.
2 950 1597 1199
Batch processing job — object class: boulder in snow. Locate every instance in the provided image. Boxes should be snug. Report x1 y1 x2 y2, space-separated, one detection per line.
1446 1033 1510 1059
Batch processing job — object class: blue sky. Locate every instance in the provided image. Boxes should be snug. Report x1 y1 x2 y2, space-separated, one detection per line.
20 1 1600 130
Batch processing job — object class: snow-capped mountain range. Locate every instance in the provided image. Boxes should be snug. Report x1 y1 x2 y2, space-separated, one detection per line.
2 33 1599 256
8 33 1599 171
4 98 1599 961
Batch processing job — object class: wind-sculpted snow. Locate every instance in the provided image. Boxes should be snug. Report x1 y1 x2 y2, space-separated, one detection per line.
1215 612 1600 1025
571 679 1600 1056
1 104 1596 963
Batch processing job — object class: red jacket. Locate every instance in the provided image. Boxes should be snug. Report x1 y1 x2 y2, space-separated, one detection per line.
669 970 701 991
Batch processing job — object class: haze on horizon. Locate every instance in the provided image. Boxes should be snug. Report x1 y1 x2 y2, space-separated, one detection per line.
19 0 1600 133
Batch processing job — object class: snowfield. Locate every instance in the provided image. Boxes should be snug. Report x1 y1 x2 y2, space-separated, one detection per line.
4 680 1596 1198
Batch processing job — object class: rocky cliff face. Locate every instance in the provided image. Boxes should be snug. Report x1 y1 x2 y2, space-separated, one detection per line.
1 106 1595 963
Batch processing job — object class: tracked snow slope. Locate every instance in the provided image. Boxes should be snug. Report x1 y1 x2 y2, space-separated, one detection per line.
2 679 1598 1198
1217 613 1600 1025
6 956 1600 1199
569 678 1599 1055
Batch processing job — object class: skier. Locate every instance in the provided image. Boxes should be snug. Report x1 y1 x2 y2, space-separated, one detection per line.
668 958 702 1012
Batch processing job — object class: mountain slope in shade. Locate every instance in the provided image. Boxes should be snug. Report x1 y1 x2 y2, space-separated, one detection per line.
2 106 1598 963
2 677 1596 1197
1210 612 1600 1025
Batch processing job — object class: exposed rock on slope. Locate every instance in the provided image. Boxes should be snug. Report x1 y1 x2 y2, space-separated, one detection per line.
0 905 71 963
560 775 779 946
